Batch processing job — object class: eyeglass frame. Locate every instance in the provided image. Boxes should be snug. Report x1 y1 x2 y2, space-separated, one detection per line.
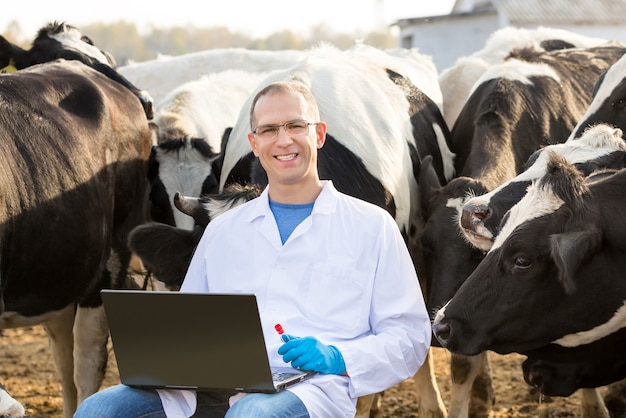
251 119 320 138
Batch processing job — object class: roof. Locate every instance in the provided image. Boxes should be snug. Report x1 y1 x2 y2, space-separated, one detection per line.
494 0 626 25
394 0 626 26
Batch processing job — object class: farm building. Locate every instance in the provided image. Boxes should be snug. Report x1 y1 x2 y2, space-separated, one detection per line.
393 0 626 71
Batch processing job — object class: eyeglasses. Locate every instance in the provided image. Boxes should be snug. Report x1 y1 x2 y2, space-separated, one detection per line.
252 119 319 139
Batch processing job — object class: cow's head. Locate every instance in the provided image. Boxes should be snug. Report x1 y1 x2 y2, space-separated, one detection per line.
432 152 623 356
419 156 488 332
130 184 262 289
0 21 153 119
522 327 626 397
460 124 626 252
147 136 222 229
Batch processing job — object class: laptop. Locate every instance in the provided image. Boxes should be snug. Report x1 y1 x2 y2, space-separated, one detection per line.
101 289 314 393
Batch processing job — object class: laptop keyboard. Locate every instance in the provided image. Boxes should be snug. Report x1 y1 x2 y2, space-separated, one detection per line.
272 371 299 382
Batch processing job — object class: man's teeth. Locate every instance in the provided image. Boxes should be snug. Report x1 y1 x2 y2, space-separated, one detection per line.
276 154 297 161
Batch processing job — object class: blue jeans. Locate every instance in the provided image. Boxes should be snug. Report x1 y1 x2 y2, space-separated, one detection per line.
74 384 310 418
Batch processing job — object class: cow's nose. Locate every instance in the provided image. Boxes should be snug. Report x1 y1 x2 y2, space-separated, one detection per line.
526 369 545 391
460 202 490 231
432 319 451 347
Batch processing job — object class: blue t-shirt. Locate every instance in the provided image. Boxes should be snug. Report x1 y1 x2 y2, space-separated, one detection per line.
269 200 314 244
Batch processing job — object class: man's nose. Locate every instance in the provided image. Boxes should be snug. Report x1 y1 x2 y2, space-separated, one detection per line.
275 127 293 144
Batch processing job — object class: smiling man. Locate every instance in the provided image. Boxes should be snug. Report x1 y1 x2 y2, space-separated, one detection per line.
76 80 431 418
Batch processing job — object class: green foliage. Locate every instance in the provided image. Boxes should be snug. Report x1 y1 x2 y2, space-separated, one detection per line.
0 20 397 65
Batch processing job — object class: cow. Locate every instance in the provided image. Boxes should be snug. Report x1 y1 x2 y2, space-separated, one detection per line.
522 325 626 398
568 50 626 140
453 50 626 412
118 48 307 104
0 56 152 418
420 44 626 418
438 26 609 128
516 168 626 418
432 153 626 416
0 21 153 120
148 69 271 230
131 43 454 418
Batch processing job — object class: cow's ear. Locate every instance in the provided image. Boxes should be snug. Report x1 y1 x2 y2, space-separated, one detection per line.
0 36 27 70
550 229 601 294
149 122 159 145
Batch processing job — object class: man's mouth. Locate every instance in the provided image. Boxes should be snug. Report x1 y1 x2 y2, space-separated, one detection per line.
275 153 297 161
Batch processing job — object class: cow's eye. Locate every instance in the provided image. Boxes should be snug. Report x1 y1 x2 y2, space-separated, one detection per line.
513 256 531 269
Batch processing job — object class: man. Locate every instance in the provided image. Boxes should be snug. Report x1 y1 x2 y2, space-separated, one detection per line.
76 81 431 417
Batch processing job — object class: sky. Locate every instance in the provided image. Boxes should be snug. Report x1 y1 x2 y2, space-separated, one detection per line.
2 0 456 39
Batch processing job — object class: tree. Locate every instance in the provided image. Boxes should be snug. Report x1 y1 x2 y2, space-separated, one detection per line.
1 19 400 65
1 20 28 47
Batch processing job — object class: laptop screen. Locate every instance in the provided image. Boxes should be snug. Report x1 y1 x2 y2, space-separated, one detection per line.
101 290 311 393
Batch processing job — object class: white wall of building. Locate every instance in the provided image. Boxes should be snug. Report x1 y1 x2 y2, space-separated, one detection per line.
397 14 499 71
397 13 626 73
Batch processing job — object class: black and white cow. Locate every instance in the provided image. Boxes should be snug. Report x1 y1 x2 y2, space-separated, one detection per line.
438 26 609 128
568 51 626 140
434 153 626 418
119 48 307 104
419 44 626 417
131 43 454 418
0 57 151 418
0 21 153 119
220 44 453 246
148 69 270 230
432 152 626 381
454 149 626 416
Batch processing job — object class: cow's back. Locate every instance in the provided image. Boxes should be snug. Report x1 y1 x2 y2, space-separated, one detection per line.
0 59 151 316
220 45 451 232
119 48 307 103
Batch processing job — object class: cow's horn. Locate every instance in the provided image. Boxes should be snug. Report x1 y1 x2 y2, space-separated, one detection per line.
173 192 201 217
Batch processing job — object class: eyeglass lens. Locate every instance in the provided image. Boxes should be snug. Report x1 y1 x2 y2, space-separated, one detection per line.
254 120 312 137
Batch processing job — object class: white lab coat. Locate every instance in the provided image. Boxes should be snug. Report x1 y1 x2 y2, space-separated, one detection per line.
158 181 431 417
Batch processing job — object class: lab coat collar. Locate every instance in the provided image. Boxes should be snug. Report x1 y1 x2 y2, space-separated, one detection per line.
245 180 339 223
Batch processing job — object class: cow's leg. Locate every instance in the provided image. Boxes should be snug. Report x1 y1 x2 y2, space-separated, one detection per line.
0 383 25 417
603 378 626 417
414 347 447 418
447 352 493 418
368 392 383 418
355 349 445 418
43 304 78 418
580 388 609 418
354 394 376 418
467 352 494 416
73 305 109 407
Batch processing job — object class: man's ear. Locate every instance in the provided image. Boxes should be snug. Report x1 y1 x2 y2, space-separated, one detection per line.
248 132 259 157
316 122 327 149
550 228 601 294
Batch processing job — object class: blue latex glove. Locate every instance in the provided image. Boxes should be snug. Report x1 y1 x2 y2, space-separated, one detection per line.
277 335 346 375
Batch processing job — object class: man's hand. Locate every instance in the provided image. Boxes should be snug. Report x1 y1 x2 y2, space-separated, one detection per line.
278 335 346 375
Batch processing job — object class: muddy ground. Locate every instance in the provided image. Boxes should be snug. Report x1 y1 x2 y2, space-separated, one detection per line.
0 325 601 417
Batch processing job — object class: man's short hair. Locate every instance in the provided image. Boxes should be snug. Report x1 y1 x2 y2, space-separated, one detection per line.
249 81 320 129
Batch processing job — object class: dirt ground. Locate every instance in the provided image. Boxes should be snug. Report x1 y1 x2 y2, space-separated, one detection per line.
0 325 601 418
